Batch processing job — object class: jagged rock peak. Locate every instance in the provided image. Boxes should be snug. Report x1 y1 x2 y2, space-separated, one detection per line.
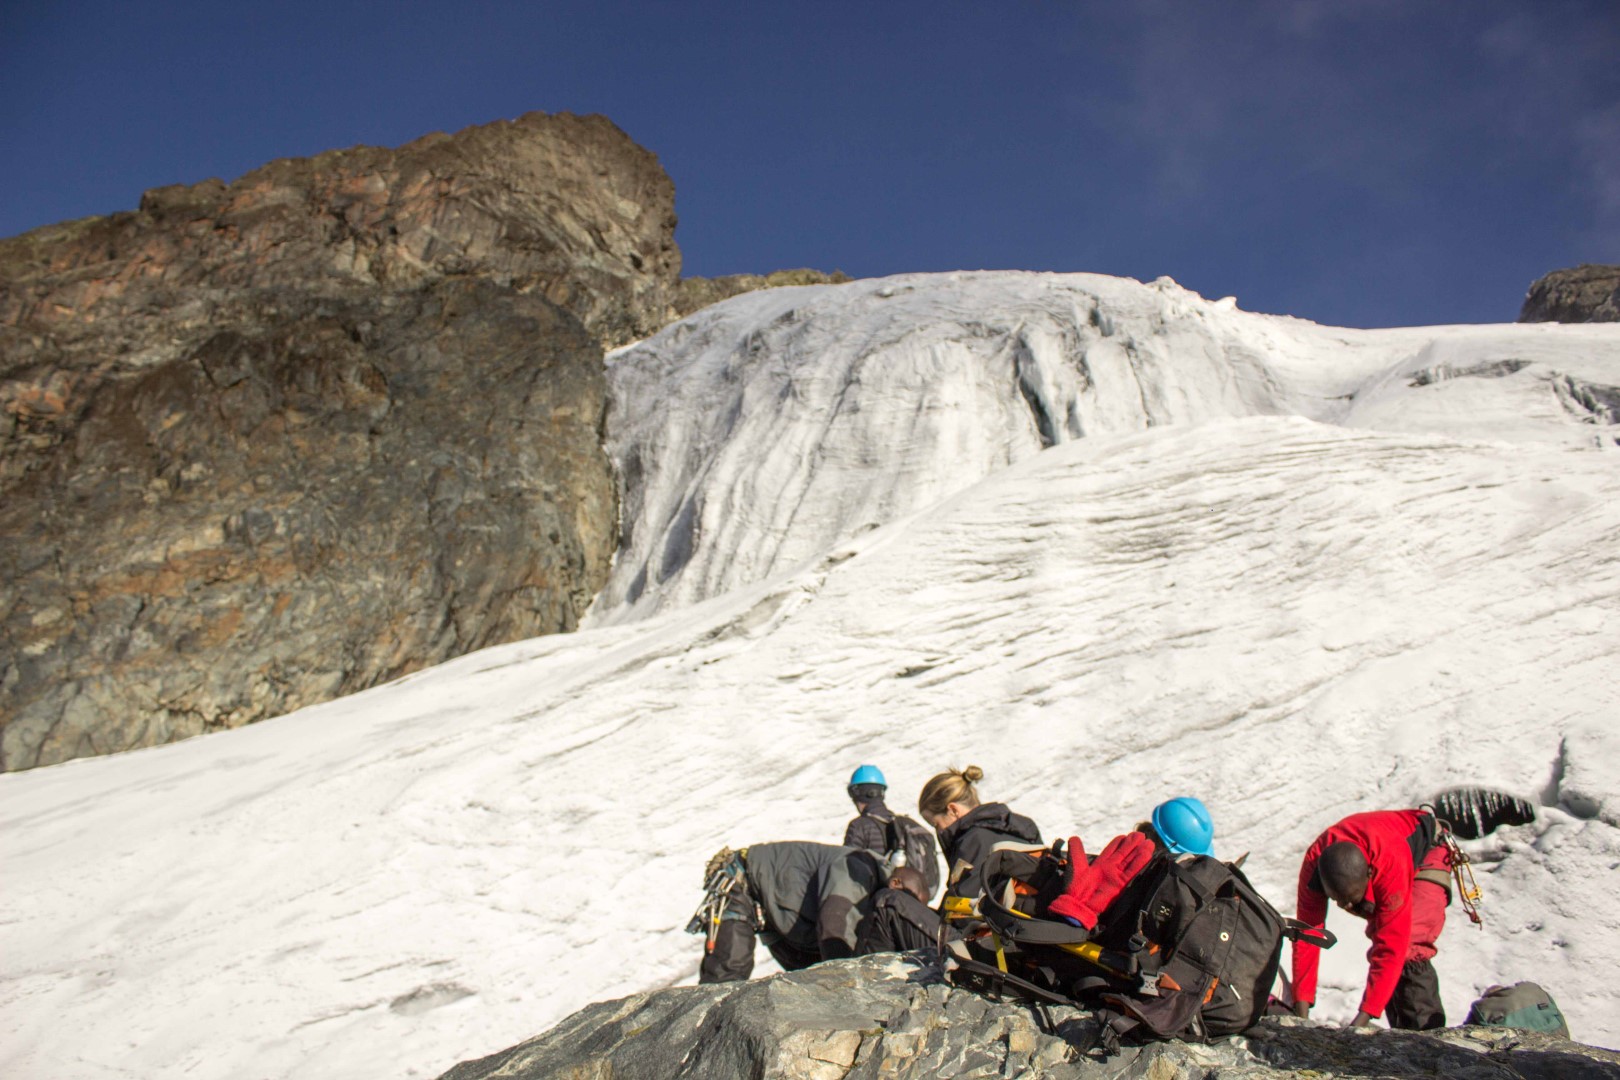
1520 264 1620 323
0 110 680 350
437 955 1620 1079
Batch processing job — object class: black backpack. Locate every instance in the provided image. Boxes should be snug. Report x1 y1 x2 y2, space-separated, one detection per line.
885 815 942 900
947 844 1334 1048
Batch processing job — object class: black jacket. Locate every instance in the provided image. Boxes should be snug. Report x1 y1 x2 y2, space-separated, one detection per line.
855 887 945 955
843 797 895 853
742 842 884 957
938 802 1042 900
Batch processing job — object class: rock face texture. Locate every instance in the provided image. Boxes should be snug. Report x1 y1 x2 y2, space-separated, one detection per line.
0 111 682 353
437 955 1620 1080
1520 264 1620 323
0 112 660 770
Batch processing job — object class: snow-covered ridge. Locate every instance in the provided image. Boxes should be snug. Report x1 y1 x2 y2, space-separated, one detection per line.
589 271 1620 625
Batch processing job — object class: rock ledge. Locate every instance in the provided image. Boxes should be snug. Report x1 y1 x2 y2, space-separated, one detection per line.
437 955 1620 1079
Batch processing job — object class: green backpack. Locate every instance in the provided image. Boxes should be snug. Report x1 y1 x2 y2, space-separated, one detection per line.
1465 982 1569 1038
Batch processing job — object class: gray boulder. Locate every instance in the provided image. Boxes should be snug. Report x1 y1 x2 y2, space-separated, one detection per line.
1519 264 1620 323
437 954 1620 1079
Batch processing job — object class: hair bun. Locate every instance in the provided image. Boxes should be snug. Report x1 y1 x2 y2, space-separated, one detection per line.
962 765 984 783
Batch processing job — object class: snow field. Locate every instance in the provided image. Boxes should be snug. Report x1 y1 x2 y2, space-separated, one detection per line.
1 272 1617 1079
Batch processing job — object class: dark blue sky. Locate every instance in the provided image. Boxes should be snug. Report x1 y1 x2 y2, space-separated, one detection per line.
3 1 1616 327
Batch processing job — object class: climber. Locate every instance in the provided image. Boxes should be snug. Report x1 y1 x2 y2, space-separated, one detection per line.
854 866 948 955
692 842 885 983
1289 808 1453 1030
844 764 941 899
918 765 1042 901
843 764 895 850
1042 796 1216 929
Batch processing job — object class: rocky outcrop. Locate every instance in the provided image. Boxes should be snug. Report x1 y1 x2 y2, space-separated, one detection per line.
1520 264 1620 323
0 112 658 770
0 109 856 771
437 955 1620 1079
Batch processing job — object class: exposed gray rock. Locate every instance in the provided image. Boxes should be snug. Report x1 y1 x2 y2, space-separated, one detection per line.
0 278 616 770
1519 264 1620 323
437 954 1620 1079
0 113 651 770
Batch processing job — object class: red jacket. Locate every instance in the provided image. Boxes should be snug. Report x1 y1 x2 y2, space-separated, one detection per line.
1292 809 1430 1019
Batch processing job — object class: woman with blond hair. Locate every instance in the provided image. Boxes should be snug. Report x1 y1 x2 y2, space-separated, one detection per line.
918 765 1042 901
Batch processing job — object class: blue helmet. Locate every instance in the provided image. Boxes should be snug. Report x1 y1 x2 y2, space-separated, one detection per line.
849 765 887 788
1152 797 1215 857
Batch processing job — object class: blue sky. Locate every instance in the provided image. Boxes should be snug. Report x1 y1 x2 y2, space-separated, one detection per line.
2 0 1616 327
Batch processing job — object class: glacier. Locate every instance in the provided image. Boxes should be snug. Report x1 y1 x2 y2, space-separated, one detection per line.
591 271 1620 622
0 272 1617 1080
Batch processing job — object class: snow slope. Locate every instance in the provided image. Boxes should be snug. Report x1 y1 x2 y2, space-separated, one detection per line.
1 273 1618 1080
590 272 1620 623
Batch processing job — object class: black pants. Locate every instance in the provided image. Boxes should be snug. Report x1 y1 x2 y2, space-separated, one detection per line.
699 886 760 984
697 887 822 983
1386 958 1445 1030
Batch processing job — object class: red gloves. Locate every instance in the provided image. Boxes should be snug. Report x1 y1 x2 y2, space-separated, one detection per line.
1047 831 1155 929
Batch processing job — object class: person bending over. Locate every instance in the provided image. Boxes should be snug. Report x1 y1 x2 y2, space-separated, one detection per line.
696 842 884 983
1290 809 1452 1029
854 866 946 956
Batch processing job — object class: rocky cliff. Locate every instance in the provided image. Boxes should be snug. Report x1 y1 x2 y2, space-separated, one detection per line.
1520 264 1620 323
438 955 1620 1080
0 112 675 769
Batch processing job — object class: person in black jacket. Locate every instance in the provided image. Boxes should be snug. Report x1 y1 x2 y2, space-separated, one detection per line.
843 764 895 853
854 867 946 955
843 764 943 899
695 842 884 983
918 764 1042 901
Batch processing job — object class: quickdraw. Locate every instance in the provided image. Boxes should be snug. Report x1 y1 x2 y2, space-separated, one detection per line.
1423 803 1485 928
685 848 752 952
1440 830 1485 927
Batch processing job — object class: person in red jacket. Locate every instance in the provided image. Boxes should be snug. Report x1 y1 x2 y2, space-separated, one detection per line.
1290 809 1452 1029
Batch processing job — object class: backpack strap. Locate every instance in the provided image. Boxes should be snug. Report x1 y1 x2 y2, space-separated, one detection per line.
1283 919 1337 949
977 885 1142 980
1406 810 1440 864
949 954 1080 1008
1087 1006 1142 1056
